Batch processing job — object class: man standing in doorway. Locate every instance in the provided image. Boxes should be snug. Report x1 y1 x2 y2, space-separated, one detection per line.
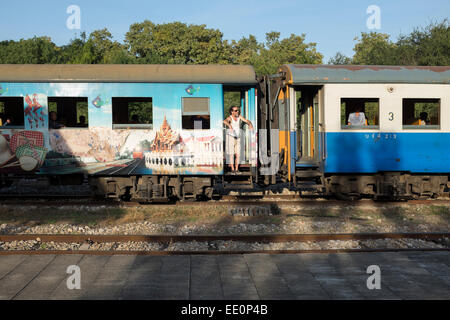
223 106 253 174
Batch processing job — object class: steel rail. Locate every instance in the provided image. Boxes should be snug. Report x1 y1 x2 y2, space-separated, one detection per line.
0 198 450 207
0 248 448 256
1 232 448 243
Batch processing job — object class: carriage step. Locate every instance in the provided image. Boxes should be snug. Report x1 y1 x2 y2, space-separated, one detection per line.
295 170 322 178
223 183 255 189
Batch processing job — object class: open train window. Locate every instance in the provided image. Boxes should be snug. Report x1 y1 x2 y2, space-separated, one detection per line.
0 97 24 128
48 97 88 129
112 97 153 129
402 98 440 129
341 98 379 129
182 97 210 130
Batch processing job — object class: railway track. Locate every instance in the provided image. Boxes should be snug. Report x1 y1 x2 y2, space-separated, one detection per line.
1 195 450 207
1 232 448 255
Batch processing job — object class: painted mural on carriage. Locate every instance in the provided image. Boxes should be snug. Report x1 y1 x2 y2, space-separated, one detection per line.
0 81 227 175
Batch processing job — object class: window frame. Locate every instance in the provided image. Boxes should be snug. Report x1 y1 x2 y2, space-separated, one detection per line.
181 97 211 130
340 97 380 130
112 97 153 130
402 98 441 130
47 96 89 129
0 97 25 129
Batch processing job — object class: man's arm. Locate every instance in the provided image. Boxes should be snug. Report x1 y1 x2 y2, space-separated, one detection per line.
239 116 254 129
223 117 232 128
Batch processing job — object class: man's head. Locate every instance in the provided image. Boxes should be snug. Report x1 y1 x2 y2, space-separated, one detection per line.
229 106 240 117
420 112 428 120
49 111 57 121
79 116 86 124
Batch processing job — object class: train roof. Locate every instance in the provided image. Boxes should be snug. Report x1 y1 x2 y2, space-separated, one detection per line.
0 64 257 84
280 64 450 84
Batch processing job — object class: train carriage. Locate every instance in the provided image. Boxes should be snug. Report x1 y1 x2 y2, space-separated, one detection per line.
1 63 450 201
0 64 259 201
271 64 450 199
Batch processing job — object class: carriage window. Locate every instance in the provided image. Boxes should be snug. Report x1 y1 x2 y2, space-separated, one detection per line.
47 97 88 129
341 98 379 129
112 97 153 129
182 97 210 130
402 98 440 129
0 97 24 128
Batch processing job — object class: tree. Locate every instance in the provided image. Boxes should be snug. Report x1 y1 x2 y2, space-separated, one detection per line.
227 35 261 65
125 21 229 64
0 37 60 64
395 19 449 66
57 32 87 63
251 32 323 75
72 28 128 64
351 20 449 66
328 52 352 65
352 32 397 65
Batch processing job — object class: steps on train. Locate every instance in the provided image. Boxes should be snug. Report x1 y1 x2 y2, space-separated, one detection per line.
294 161 323 192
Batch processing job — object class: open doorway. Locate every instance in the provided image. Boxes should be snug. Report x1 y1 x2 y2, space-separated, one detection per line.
294 86 321 163
223 86 255 174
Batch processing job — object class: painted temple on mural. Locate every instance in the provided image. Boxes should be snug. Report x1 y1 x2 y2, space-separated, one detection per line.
150 116 180 152
145 116 223 173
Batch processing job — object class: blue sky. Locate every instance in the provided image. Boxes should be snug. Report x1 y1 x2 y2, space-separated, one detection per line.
1 0 448 62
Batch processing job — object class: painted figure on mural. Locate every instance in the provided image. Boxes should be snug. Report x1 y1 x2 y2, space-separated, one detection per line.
223 106 253 174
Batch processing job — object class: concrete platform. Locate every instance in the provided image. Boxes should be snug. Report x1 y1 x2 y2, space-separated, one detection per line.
0 251 448 300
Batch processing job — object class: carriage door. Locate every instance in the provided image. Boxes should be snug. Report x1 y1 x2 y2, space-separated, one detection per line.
223 86 257 171
295 86 320 163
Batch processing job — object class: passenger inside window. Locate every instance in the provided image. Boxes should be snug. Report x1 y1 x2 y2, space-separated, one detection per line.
49 111 65 129
341 98 379 129
47 97 88 128
347 107 367 126
402 99 440 128
0 97 25 128
2 115 13 126
75 115 87 127
419 112 429 126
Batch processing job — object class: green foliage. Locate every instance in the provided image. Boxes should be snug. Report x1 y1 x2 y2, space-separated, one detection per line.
328 52 352 65
0 19 447 70
352 32 397 65
0 36 60 63
412 102 439 123
352 19 449 66
128 101 153 124
125 21 229 64
395 19 450 66
245 32 323 75
223 91 241 118
76 101 88 122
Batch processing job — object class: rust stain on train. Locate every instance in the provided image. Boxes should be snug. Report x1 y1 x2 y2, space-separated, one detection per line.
292 65 450 73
